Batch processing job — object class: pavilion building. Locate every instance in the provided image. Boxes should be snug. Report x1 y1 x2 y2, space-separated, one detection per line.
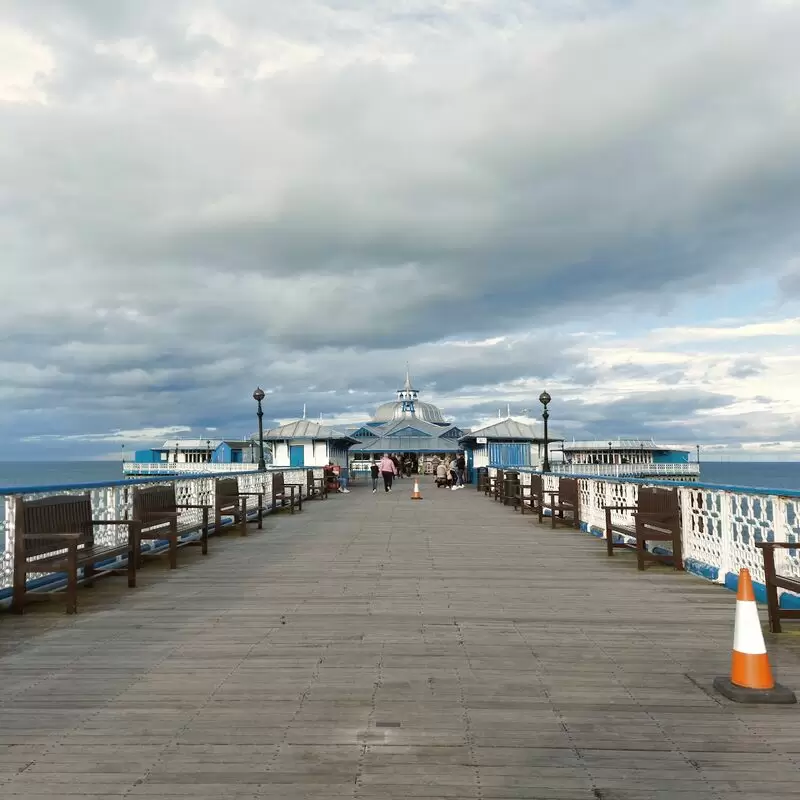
347 371 468 475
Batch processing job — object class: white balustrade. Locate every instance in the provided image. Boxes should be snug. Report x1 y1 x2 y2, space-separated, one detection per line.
552 462 700 478
0 467 322 600
487 466 800 601
122 462 257 475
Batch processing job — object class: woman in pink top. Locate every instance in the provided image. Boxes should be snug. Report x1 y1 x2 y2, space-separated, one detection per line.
378 453 398 493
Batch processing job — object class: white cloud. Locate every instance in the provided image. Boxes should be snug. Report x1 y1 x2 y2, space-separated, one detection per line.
22 425 192 444
651 318 800 344
0 24 54 104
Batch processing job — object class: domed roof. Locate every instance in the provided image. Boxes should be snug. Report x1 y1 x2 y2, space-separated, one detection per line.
371 368 447 425
372 399 446 425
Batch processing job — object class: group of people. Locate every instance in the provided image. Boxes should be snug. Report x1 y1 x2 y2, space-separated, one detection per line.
368 452 468 493
432 453 466 490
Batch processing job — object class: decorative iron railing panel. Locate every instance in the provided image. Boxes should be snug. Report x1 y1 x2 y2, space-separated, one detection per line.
498 467 800 602
0 467 320 597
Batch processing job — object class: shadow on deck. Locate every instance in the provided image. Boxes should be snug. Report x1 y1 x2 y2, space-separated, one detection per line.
2 476 800 799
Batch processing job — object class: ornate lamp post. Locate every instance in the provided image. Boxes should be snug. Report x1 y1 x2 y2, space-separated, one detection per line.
253 387 267 472
174 442 179 464
539 391 551 473
206 439 212 463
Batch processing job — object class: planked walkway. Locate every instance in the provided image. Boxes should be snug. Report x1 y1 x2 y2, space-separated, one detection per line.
1 477 800 799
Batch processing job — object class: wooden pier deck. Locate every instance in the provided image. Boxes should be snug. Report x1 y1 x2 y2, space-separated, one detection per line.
1 477 800 799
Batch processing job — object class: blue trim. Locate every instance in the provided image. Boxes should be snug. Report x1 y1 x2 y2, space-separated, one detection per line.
684 558 720 582
487 465 800 499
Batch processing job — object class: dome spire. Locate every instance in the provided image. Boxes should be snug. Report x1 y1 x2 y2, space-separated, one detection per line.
397 365 419 416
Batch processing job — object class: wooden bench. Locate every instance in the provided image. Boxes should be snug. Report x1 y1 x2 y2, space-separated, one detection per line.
540 477 580 529
485 469 504 501
307 469 328 500
215 477 263 532
603 486 683 570
272 472 303 513
511 474 544 516
12 493 137 615
756 542 800 633
132 485 211 569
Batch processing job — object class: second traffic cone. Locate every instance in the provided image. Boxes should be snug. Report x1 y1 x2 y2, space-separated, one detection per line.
713 568 796 704
411 479 423 500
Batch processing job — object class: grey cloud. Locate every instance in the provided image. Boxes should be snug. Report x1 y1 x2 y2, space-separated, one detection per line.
3 0 800 457
728 358 766 379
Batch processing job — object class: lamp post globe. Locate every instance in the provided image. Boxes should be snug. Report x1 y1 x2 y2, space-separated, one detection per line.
253 387 267 472
539 391 551 473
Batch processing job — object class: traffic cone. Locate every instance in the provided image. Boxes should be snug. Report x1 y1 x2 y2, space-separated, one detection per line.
713 568 796 704
411 479 423 500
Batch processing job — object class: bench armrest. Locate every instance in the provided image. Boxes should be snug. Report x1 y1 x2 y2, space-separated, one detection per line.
90 519 137 526
177 503 212 510
284 482 304 488
603 504 637 512
235 491 264 496
756 542 800 550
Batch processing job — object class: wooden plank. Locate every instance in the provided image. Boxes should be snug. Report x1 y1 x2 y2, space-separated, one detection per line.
1 479 800 798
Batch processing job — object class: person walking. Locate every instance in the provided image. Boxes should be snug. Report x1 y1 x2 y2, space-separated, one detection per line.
378 453 397 493
370 459 380 493
455 452 466 489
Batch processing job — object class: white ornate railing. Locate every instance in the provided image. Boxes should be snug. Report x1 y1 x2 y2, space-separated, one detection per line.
490 467 800 606
553 462 700 479
122 462 257 475
0 467 320 603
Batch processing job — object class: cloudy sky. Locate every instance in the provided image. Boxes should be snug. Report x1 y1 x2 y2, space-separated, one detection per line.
2 0 800 462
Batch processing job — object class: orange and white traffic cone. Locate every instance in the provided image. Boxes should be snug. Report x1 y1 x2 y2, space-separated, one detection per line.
713 568 796 704
411 479 423 500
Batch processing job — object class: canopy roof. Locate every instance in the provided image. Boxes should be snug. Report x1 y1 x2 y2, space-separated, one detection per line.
262 419 358 442
459 418 562 443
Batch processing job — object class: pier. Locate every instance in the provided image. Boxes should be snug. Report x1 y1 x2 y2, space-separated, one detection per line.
2 476 800 798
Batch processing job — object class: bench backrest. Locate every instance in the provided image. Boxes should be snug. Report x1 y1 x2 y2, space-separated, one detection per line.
530 474 543 494
272 472 285 497
307 469 315 490
132 485 177 521
215 478 240 503
559 477 579 506
638 486 679 518
14 493 93 558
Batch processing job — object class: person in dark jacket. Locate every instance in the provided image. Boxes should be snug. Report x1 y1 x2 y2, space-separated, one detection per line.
456 453 466 488
370 459 379 493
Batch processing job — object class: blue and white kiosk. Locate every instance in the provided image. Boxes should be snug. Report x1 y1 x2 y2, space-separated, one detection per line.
459 418 562 483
